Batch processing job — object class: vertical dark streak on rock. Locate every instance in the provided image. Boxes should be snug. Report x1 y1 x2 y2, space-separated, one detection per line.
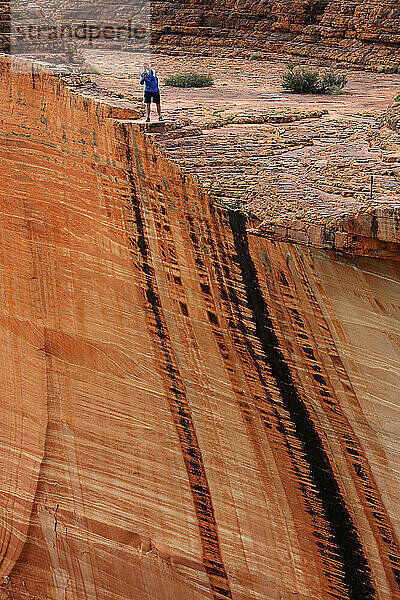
201 205 346 593
277 249 400 594
187 206 343 594
120 125 232 600
228 210 377 600
371 215 379 240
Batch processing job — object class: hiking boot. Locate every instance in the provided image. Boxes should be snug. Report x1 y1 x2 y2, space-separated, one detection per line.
146 117 150 123
158 116 164 122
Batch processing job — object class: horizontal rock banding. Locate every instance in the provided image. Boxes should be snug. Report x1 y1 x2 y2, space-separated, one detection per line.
152 0 400 68
0 57 399 600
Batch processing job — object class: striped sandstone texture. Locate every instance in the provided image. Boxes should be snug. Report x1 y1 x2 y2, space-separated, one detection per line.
2 1 400 69
0 57 400 600
152 0 400 68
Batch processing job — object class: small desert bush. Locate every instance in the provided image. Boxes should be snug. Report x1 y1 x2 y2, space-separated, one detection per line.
164 73 214 88
377 65 400 74
393 92 400 105
83 62 101 75
282 65 348 94
319 69 348 92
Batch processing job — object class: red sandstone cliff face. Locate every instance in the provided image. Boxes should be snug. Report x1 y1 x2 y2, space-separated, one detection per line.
1 57 400 600
2 0 400 67
152 0 400 67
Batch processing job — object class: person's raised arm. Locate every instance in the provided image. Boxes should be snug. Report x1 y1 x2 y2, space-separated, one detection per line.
140 72 146 85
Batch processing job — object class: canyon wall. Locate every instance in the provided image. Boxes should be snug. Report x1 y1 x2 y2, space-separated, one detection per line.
2 0 400 68
152 0 400 68
1 56 400 600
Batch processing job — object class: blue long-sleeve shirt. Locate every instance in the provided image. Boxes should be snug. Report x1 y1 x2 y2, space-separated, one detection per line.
140 70 159 93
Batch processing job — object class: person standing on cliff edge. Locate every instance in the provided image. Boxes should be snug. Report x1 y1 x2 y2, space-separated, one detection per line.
140 62 163 123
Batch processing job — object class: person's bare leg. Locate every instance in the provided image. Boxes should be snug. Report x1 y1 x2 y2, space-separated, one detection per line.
146 103 151 121
157 103 163 120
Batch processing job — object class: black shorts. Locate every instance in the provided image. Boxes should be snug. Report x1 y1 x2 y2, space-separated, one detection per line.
144 91 161 104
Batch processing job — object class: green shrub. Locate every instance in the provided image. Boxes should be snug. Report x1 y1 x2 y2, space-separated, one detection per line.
319 69 348 92
164 73 214 88
83 62 101 75
378 65 400 74
393 93 400 105
282 66 320 93
282 65 348 94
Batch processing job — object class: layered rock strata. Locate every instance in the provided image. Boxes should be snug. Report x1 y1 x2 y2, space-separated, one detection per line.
0 1 9 52
0 56 400 600
155 110 400 258
2 0 400 68
152 0 400 68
